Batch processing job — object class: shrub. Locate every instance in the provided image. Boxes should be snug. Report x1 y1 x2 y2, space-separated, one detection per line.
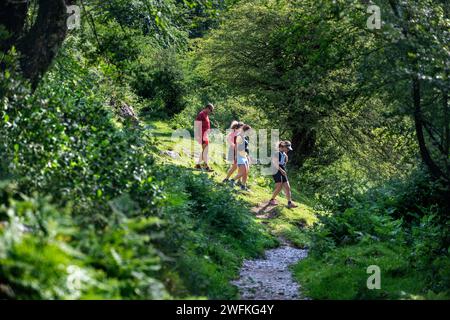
152 165 275 298
129 47 186 117
303 166 450 297
0 47 161 218
0 180 168 300
0 47 169 299
294 242 430 300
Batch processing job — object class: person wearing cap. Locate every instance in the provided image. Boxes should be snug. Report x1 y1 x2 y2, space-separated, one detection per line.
195 103 214 172
269 141 298 208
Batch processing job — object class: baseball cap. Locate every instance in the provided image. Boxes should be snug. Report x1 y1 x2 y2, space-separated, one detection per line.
283 141 293 151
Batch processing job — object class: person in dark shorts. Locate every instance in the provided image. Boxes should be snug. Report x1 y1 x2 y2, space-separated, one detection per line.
269 141 298 208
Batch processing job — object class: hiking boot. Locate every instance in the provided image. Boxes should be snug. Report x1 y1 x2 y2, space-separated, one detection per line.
269 199 278 206
195 164 202 170
222 179 229 184
229 179 236 187
288 201 298 209
204 166 214 172
236 181 242 187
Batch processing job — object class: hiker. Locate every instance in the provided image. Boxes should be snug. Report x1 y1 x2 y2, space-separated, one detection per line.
242 125 252 186
229 124 252 191
269 141 298 208
244 126 252 164
195 103 214 172
223 121 244 183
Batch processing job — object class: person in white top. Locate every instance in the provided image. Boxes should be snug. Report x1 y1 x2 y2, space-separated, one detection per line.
229 125 252 191
223 121 243 183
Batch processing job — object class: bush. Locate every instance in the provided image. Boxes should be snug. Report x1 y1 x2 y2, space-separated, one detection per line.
129 47 187 117
0 180 168 300
411 213 450 293
0 47 169 299
294 242 430 300
153 165 276 299
302 167 450 298
0 47 161 218
309 205 405 258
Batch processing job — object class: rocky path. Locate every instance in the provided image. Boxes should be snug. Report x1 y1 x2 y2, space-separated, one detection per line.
231 238 309 300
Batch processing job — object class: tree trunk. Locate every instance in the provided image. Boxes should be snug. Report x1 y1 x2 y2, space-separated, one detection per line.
289 127 316 167
1 0 76 89
0 0 28 51
17 0 76 89
412 76 447 182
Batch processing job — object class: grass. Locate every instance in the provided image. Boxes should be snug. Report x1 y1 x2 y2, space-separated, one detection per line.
145 120 320 299
144 121 285 298
148 121 446 300
144 120 450 300
147 120 317 248
292 242 445 300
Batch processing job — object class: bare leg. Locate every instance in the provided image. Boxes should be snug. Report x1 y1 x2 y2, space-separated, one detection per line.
225 163 238 180
271 183 283 200
245 162 250 183
233 165 246 181
242 165 248 185
197 144 204 165
282 182 292 202
196 144 203 165
202 143 209 166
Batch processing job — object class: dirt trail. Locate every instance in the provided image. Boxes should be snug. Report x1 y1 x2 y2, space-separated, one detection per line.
233 201 310 300
159 148 310 300
232 237 308 300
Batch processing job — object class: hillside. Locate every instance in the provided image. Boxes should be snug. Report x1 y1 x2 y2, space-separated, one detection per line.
1 0 449 301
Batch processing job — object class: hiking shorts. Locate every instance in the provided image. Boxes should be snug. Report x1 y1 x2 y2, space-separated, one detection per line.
273 166 288 183
237 155 248 166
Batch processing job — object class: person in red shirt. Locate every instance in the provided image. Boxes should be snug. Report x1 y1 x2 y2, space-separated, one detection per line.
195 103 214 172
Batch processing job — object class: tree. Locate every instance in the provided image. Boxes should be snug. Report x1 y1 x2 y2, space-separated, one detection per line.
362 0 450 183
197 0 370 166
197 0 449 179
1 0 77 89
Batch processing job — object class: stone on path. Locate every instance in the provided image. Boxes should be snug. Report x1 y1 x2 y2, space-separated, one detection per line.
231 242 309 300
160 150 181 159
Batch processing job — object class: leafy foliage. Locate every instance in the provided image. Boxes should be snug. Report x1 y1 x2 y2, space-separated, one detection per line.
155 164 275 298
298 168 450 299
0 0 448 301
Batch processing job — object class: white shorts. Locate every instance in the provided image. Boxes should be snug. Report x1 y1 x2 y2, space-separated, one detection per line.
237 156 248 166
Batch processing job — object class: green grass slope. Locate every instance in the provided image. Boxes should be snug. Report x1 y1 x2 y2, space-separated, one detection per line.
147 121 317 298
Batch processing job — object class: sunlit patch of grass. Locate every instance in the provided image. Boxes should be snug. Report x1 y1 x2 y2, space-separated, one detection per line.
266 219 311 248
148 121 317 251
292 242 442 300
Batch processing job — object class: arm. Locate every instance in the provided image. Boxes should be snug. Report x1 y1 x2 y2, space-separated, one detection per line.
194 120 203 144
227 132 236 146
281 154 288 175
271 154 287 176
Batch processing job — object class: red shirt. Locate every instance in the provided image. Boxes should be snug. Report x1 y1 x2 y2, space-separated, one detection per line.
195 110 210 143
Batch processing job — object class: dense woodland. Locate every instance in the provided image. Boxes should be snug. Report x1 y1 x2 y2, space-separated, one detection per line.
0 0 449 299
